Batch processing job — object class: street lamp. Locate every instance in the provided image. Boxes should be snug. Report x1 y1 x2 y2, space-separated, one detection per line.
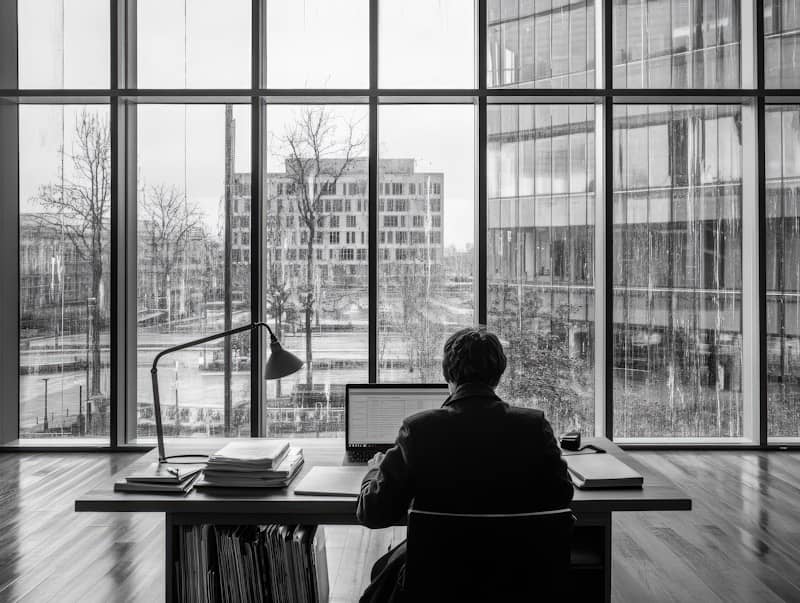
41 377 49 432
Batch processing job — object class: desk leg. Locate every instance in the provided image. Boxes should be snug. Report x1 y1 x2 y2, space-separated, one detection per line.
165 512 176 603
573 512 611 603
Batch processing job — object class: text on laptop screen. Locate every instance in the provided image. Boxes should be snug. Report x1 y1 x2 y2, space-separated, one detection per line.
348 386 448 446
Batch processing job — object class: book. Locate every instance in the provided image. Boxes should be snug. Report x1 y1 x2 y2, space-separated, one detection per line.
566 453 643 489
208 439 291 471
196 448 304 489
293 466 366 497
114 471 200 494
125 463 204 484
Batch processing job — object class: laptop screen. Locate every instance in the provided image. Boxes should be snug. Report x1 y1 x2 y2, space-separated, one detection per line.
346 384 449 448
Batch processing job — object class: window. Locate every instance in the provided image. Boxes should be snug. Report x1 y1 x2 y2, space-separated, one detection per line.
380 0 474 88
264 105 368 435
766 105 800 438
413 215 424 227
18 0 109 89
613 105 743 438
488 104 596 436
136 104 252 438
765 1 800 87
613 0 740 88
267 0 368 88
18 105 111 439
137 0 251 88
379 105 475 382
488 0 596 89
346 215 357 228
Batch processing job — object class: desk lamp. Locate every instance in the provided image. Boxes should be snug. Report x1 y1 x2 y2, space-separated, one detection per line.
150 322 303 464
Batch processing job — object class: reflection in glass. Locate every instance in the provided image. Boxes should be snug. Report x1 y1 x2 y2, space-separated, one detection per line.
137 105 252 438
488 0 596 89
137 0 251 88
265 105 369 437
18 0 109 89
765 1 800 88
766 105 800 438
378 105 475 383
380 0 474 88
19 105 111 438
613 105 743 438
267 0 368 88
487 104 595 436
612 0 740 89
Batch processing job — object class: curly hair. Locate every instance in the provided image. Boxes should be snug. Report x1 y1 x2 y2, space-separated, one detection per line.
441 327 507 388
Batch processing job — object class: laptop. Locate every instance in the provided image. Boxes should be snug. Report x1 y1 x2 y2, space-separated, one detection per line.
344 383 449 464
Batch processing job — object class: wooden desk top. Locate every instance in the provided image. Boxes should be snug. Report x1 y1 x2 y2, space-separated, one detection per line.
75 437 691 521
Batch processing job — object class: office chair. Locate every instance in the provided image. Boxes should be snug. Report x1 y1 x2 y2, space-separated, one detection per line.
402 507 575 602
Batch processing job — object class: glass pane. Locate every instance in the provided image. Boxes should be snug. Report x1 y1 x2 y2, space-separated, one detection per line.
488 0 596 89
487 104 596 437
137 104 252 439
137 0 251 88
380 0 474 88
766 105 800 438
612 0 741 89
267 0 369 88
765 0 800 88
378 105 475 382
265 105 369 437
18 0 109 89
613 105 743 438
19 105 111 439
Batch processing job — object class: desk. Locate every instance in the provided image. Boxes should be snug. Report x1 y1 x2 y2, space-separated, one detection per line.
75 437 690 602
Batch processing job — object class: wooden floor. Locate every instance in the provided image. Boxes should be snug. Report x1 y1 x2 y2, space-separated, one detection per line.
0 450 799 603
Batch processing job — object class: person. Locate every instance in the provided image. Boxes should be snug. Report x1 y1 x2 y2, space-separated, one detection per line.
356 327 574 602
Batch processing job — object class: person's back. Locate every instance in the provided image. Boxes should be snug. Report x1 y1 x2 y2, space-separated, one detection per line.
356 328 574 601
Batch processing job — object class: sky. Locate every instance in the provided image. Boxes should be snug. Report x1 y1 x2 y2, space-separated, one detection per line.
17 0 476 250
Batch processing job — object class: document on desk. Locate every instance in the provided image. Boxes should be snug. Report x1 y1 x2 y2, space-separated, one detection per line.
566 453 643 489
294 466 368 497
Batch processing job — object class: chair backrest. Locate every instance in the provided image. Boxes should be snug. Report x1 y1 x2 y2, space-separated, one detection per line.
403 507 574 602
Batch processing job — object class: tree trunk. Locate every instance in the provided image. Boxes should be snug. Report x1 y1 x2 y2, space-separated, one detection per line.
90 240 103 396
305 232 314 390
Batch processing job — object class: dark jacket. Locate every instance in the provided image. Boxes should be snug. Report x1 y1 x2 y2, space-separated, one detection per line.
357 383 573 529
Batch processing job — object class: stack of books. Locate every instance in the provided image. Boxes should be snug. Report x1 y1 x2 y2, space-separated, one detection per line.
114 463 204 494
196 439 304 489
175 524 329 603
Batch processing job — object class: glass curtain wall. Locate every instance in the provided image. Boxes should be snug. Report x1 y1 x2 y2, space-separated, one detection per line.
9 1 800 445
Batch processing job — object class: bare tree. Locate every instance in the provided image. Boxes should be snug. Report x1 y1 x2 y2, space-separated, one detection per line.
139 184 202 330
35 110 110 397
277 107 366 389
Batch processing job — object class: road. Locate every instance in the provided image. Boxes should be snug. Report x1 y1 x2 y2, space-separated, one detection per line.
19 330 454 434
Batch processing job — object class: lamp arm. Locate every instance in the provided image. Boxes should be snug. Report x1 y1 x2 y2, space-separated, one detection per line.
150 321 276 463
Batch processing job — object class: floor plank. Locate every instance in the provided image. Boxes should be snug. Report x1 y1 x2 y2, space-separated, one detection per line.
0 450 798 602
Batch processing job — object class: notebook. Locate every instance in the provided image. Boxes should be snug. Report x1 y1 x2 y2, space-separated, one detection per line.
125 463 204 484
293 466 368 497
566 453 643 489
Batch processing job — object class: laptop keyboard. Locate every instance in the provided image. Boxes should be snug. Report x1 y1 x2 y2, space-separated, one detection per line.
347 449 374 464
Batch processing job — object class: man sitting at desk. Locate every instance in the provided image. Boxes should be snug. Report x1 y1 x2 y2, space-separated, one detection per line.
356 327 574 602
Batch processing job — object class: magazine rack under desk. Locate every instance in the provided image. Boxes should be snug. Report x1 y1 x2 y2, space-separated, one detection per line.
75 438 691 603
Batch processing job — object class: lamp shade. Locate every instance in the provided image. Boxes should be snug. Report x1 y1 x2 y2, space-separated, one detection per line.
264 340 304 380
